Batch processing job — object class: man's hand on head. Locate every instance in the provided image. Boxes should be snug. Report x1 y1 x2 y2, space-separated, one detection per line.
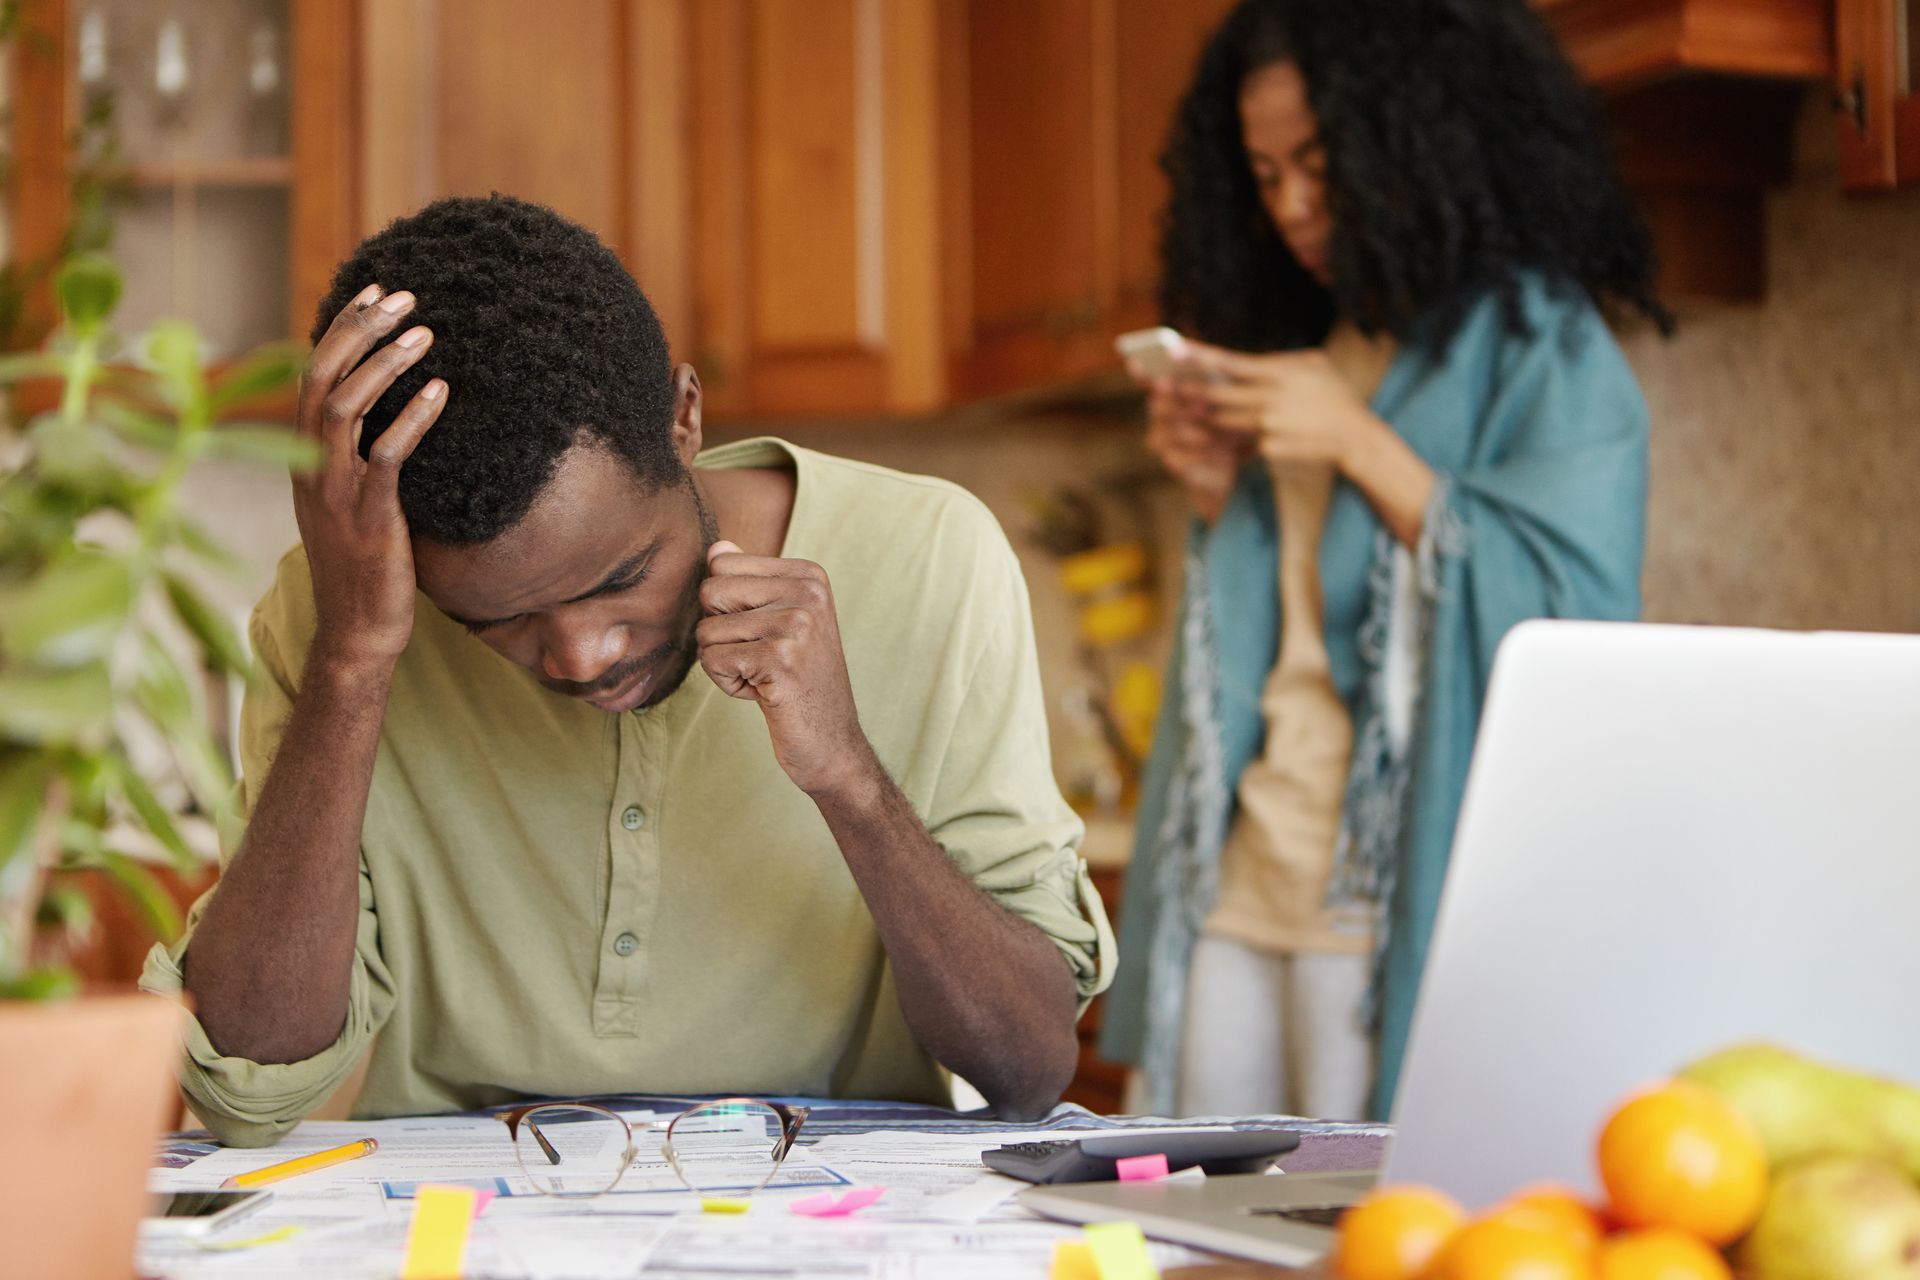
695 541 879 800
183 292 448 1070
294 284 448 674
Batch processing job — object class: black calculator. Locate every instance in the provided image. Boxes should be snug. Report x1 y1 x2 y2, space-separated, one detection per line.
982 1129 1301 1185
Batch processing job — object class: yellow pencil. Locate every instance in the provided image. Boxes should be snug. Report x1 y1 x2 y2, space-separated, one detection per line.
220 1138 378 1189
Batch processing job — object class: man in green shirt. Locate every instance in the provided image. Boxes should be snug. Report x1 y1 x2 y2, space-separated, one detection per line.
142 196 1113 1146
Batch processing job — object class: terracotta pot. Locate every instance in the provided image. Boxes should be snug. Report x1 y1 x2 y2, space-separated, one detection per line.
0 993 183 1279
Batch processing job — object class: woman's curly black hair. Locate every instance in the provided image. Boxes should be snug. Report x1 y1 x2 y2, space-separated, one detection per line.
1161 0 1671 352
313 194 679 546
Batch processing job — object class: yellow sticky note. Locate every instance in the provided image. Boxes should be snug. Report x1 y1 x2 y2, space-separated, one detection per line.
1084 1220 1159 1280
701 1197 751 1214
193 1225 303 1253
1050 1239 1101 1280
401 1184 478 1279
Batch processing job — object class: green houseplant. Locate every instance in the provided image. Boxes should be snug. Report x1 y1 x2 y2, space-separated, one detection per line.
0 253 309 1277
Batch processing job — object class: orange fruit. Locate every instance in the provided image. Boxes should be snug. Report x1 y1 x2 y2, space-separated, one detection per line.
1596 1081 1767 1246
1595 1228 1732 1280
1332 1185 1466 1280
1424 1218 1595 1280
1489 1186 1606 1256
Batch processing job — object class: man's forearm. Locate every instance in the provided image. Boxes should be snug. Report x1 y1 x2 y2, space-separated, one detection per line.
813 756 1081 1121
183 649 393 1064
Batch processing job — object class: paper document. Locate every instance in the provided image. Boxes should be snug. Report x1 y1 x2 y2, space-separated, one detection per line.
141 1100 1331 1277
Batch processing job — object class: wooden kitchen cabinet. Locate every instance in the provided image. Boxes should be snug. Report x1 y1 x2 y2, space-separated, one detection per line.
687 0 950 417
6 0 356 350
293 0 959 416
959 0 1233 400
1537 0 1832 87
9 0 1236 415
960 0 1111 397
356 0 691 344
1834 0 1920 188
1535 0 1838 301
1113 3 1237 332
693 0 1233 417
9 0 1883 409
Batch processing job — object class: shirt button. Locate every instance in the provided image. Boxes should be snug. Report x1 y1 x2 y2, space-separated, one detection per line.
620 805 644 831
613 932 638 957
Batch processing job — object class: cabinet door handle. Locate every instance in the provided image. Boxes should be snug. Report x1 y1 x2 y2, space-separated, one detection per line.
1834 65 1868 136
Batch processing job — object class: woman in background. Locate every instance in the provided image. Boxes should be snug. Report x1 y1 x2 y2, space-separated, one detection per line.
1102 0 1666 1120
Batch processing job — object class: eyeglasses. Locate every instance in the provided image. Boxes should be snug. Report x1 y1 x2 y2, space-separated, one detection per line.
496 1097 810 1200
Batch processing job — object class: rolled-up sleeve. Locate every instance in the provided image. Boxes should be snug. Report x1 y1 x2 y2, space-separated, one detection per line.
138 559 397 1146
140 860 393 1146
919 511 1116 1008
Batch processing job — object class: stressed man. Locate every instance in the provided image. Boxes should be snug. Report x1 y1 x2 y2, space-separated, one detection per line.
142 195 1113 1145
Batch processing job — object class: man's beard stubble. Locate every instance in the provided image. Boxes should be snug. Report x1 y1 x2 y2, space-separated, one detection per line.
554 474 719 712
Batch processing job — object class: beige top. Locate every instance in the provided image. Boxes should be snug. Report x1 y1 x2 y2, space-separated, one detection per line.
1204 330 1396 955
142 439 1114 1147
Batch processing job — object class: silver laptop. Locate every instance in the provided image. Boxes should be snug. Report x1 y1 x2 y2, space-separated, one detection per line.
1023 622 1920 1264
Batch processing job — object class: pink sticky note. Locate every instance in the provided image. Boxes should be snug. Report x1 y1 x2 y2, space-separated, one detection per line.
1115 1153 1170 1182
836 1187 886 1213
470 1189 496 1218
790 1186 886 1217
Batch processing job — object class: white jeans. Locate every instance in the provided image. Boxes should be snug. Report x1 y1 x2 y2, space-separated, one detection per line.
1176 932 1373 1120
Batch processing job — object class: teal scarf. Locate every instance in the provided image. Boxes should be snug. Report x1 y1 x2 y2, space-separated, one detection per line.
1101 273 1650 1118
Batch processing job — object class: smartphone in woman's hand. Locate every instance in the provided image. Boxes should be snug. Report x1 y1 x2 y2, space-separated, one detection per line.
1115 326 1193 381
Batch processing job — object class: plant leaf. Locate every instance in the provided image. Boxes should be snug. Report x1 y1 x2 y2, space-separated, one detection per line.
0 968 80 1000
38 882 94 944
29 413 128 499
0 547 134 667
143 320 207 418
162 571 251 676
57 818 105 863
60 752 112 817
130 640 234 816
55 253 122 336
0 480 74 558
208 341 306 413
111 757 200 875
93 398 179 451
96 849 183 943
175 734 234 823
94 365 155 399
0 663 113 746
0 352 59 382
0 754 51 879
168 516 248 578
133 637 197 730
199 424 322 470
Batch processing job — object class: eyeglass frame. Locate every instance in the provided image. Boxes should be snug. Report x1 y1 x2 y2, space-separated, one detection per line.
495 1097 811 1199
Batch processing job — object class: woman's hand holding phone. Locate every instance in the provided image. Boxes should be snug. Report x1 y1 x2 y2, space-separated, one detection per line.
1119 328 1255 526
1178 338 1375 470
1176 337 1436 549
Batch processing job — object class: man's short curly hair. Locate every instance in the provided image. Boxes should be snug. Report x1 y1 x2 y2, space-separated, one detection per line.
312 194 679 545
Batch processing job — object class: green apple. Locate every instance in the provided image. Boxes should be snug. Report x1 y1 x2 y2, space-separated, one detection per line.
1738 1155 1920 1279
1682 1044 1920 1178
